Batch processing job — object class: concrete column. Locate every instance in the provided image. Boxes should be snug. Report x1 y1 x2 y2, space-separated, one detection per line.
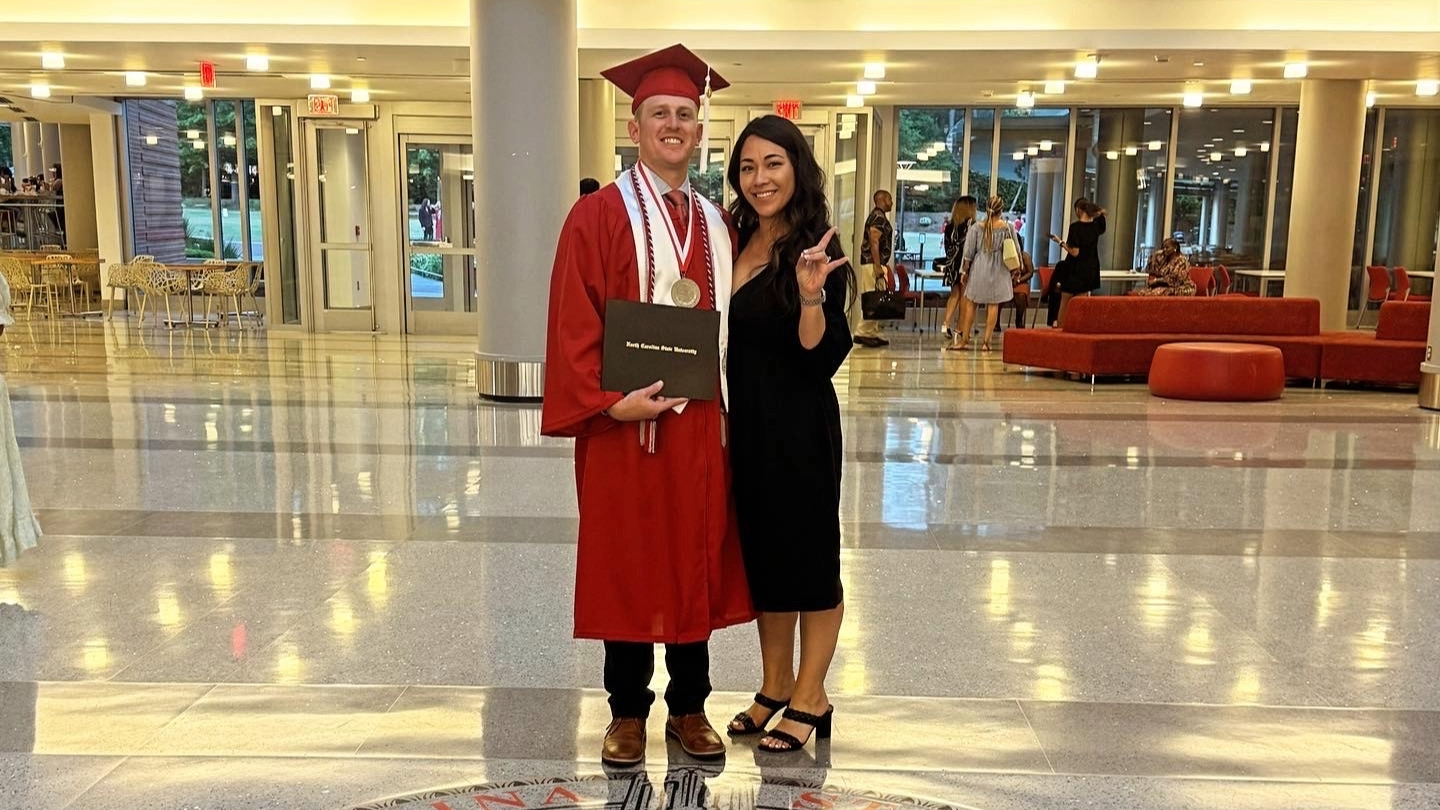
88 113 124 293
578 78 617 186
1282 80 1366 328
40 124 62 176
58 124 97 250
1095 110 1144 271
1209 182 1230 253
1231 157 1254 256
1027 157 1063 265
22 123 43 181
9 123 33 178
472 0 577 400
1197 190 1210 248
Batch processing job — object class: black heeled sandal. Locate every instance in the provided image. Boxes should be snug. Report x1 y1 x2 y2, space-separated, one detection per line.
728 693 789 736
759 705 833 752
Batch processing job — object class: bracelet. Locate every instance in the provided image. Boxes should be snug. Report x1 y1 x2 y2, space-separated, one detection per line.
799 289 826 307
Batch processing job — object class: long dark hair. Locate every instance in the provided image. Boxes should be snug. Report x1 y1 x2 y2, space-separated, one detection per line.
727 115 856 313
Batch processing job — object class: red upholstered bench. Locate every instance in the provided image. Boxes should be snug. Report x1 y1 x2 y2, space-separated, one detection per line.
1149 342 1285 401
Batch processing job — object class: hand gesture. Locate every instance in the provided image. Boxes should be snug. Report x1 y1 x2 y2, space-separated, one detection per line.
606 380 687 422
797 227 849 298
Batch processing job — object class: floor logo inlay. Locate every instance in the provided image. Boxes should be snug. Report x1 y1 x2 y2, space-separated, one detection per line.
344 773 971 810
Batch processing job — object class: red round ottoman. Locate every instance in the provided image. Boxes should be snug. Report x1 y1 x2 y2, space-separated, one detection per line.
1149 342 1285 401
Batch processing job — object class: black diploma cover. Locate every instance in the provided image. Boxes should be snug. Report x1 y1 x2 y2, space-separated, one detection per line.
601 299 720 401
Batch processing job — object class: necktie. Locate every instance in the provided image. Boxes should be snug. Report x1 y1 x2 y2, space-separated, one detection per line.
663 189 689 239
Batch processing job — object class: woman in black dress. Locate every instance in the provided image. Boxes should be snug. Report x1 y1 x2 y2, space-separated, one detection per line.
1048 197 1106 327
722 114 855 753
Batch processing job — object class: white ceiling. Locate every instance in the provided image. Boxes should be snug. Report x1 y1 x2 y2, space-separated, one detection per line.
2 42 1440 122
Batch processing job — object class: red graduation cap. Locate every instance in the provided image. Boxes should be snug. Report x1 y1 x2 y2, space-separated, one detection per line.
601 44 731 113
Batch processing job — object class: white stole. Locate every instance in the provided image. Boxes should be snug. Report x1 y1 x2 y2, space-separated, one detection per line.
617 165 733 409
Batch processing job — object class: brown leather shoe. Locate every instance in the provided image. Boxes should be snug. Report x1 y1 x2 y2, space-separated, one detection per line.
602 718 647 767
665 713 726 760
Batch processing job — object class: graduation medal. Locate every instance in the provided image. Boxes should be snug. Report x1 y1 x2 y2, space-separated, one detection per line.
671 278 701 308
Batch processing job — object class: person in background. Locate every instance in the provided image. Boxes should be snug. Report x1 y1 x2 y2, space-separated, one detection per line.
940 196 977 339
948 195 1014 353
1008 235 1035 329
0 168 15 194
579 177 601 197
850 189 893 348
1048 198 1106 328
418 197 435 241
1135 237 1195 296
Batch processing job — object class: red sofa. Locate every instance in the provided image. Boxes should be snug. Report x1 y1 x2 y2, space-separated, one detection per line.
1002 297 1431 385
1320 301 1429 385
1002 297 1326 378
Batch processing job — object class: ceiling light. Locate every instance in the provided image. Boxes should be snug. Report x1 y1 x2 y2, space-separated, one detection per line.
1027 146 1039 156
222 134 237 147
351 88 370 103
846 95 863 108
187 129 199 139
1417 79 1440 97
272 105 284 116
917 151 930 162
1074 57 1098 79
310 74 331 90
1234 146 1248 157
246 55 270 72
932 141 946 152
1284 62 1308 79
1230 79 1252 95
345 127 360 135
1366 91 1377 108
1105 150 1119 160
1149 140 1163 151
184 86 204 100
1016 90 1035 109
1210 151 1223 162
42 52 65 70
1261 142 1271 152
856 80 877 96
863 63 886 80
124 71 147 87
1183 90 1204 108
1012 150 1025 160
914 184 930 192
145 135 158 146
1044 80 1065 95
192 139 206 150
1040 139 1054 151
30 83 51 99
1125 146 1139 156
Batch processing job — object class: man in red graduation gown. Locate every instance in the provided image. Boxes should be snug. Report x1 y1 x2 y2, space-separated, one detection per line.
540 44 754 767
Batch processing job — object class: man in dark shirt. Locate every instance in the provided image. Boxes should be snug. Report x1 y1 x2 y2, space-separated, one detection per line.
851 189 894 347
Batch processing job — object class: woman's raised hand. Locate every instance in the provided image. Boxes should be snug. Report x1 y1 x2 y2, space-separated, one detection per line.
797 226 849 298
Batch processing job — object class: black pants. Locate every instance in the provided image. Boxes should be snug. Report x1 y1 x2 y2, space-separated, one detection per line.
1045 274 1064 327
604 640 711 719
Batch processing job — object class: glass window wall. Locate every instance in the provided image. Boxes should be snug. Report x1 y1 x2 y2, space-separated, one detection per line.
405 142 476 313
997 108 1071 265
897 107 965 262
1072 108 1173 270
968 109 996 198
1171 107 1274 269
1372 108 1440 275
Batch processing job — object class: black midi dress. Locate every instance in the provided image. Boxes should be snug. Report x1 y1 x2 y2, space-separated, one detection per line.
726 264 852 613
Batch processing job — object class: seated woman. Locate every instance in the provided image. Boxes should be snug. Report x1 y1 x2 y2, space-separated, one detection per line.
1135 238 1195 296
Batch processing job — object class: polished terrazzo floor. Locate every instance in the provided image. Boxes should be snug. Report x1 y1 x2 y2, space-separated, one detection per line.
0 318 1437 810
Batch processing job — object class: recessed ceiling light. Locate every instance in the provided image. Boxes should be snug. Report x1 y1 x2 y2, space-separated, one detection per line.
1125 146 1139 156
184 86 204 100
1210 151 1223 161
932 141 947 152
1154 55 1170 63
1230 79 1252 95
1261 142 1271 152
863 63 886 80
1284 62 1308 79
1193 61 1206 67
186 129 199 139
311 74 332 90
124 71 147 87
1044 80 1066 95
345 127 360 135
42 52 65 70
846 95 863 108
192 139 206 150
1105 150 1119 160
1040 139 1054 151
145 135 159 146
1235 146 1248 157
222 134 237 147
1027 146 1039 156
1016 90 1036 108
246 55 270 72
1417 79 1440 96
857 80 877 95
351 88 371 103
1233 129 1245 134
1074 57 1098 79
1183 90 1204 108
1149 141 1163 151
1012 150 1025 160
30 83 51 98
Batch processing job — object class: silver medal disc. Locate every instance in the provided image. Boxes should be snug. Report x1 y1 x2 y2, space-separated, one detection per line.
671 278 701 308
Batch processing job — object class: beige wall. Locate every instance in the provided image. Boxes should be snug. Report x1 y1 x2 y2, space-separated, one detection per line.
57 124 98 250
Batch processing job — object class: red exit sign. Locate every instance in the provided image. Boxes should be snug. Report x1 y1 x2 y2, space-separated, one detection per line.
200 61 216 88
773 99 803 120
307 94 340 116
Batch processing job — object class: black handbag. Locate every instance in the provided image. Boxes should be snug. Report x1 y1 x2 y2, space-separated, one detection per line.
861 289 907 320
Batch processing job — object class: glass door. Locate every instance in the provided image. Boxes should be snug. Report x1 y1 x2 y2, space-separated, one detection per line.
303 120 375 331
402 137 477 334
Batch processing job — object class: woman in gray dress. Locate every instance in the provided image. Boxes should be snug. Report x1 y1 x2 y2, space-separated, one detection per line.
949 195 1016 352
